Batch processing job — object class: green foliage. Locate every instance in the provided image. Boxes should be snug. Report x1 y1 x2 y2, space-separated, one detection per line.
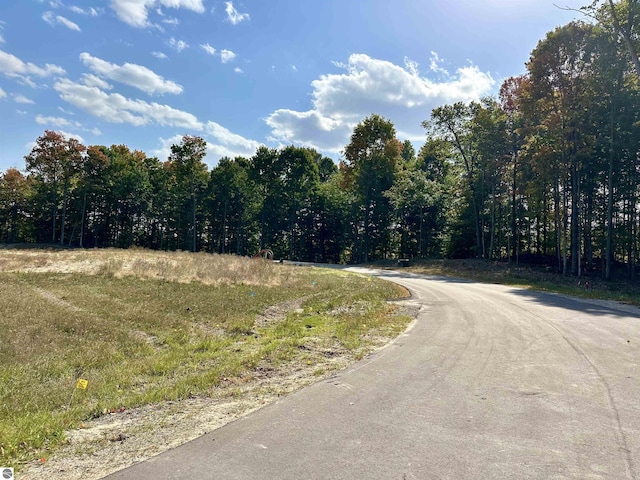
24 131 87 245
208 156 257 255
342 114 403 262
169 135 209 252
0 169 31 243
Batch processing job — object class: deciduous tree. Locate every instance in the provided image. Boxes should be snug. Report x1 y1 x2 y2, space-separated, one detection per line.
343 114 402 262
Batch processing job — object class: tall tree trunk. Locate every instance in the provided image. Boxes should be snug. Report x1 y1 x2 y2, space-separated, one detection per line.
289 206 295 260
221 199 228 253
628 194 636 279
543 196 548 256
419 208 424 257
192 193 196 253
535 211 541 255
191 173 197 253
631 203 640 281
563 180 569 275
60 178 69 245
489 181 496 259
555 178 562 272
511 150 518 262
571 160 580 276
260 208 266 250
80 187 88 248
480 171 486 259
470 191 482 259
584 185 594 271
363 194 371 263
9 205 17 243
498 203 505 259
606 103 615 280
51 185 58 243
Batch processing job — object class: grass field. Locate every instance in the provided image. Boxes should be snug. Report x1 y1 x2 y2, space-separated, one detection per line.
0 249 410 468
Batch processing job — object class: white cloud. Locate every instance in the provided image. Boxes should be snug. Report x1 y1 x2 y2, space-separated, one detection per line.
79 52 183 95
110 0 151 27
201 45 238 65
265 53 495 153
266 109 350 152
42 11 82 31
291 64 297 72
429 51 448 75
205 121 260 155
35 114 71 127
234 67 243 73
110 0 205 28
152 51 168 59
0 33 4 44
220 49 236 63
162 17 179 25
36 114 106 136
55 130 85 143
57 15 81 31
404 57 419 76
0 49 66 79
58 106 75 115
200 43 216 56
225 1 249 25
14 94 34 104
153 124 260 163
81 73 113 90
69 5 100 16
54 78 202 130
169 37 188 52
15 76 38 88
0 86 5 98
0 21 4 44
16 109 27 115
205 143 255 161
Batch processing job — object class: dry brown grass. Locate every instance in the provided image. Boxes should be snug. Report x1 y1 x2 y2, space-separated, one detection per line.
0 248 290 287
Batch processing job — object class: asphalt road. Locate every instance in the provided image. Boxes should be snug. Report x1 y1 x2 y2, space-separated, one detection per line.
104 268 640 479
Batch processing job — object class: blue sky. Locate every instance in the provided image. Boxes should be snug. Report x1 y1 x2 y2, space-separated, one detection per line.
0 0 584 171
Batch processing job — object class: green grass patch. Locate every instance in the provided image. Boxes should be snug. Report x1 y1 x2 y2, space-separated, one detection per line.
0 254 409 468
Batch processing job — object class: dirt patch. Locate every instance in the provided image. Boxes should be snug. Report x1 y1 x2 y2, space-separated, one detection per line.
253 296 312 328
31 287 83 313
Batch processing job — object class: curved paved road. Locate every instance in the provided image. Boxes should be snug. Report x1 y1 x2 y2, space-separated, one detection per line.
105 268 640 479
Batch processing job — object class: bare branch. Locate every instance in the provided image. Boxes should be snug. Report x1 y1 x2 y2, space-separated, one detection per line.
553 3 599 21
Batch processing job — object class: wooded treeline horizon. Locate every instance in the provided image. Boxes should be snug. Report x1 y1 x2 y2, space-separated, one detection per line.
1 2 640 280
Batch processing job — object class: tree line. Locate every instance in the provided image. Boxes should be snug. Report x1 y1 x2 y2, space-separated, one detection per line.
1 1 639 278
